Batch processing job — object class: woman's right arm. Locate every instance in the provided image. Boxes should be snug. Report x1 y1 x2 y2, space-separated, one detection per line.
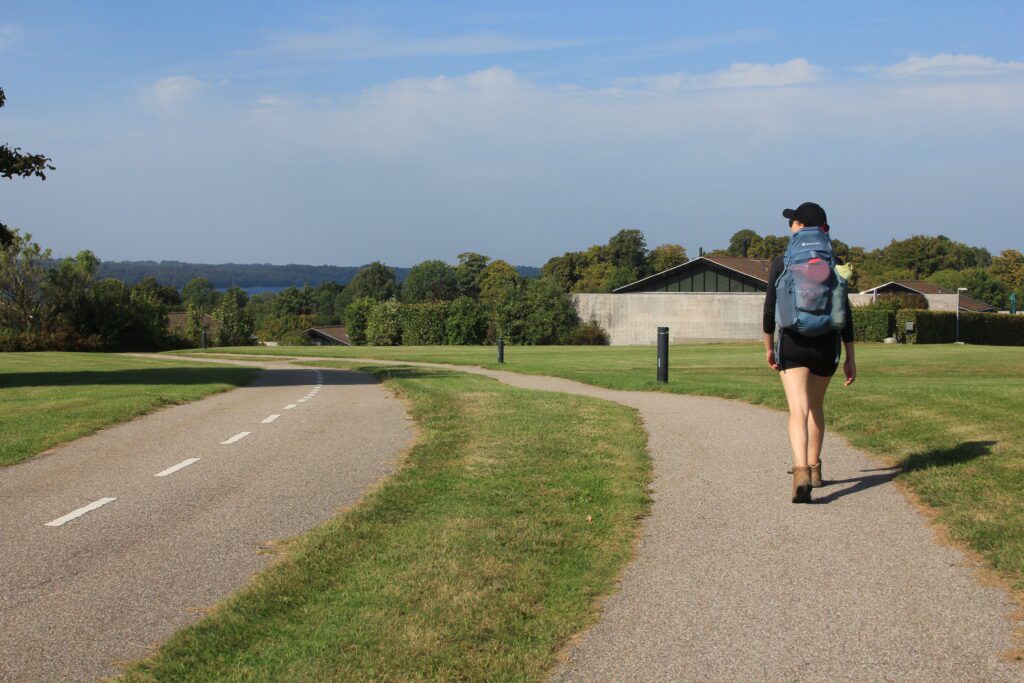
763 257 781 369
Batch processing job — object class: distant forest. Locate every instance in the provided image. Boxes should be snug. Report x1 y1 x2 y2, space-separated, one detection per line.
97 261 542 289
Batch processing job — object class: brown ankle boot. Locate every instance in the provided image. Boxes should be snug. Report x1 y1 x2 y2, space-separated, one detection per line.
792 466 812 503
810 461 823 488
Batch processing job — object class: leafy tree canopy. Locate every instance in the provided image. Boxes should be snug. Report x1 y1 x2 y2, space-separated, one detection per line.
347 261 397 301
402 259 458 303
1 87 55 247
648 244 688 273
454 252 490 299
928 268 1009 309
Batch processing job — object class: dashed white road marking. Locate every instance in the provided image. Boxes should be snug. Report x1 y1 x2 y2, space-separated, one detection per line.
155 458 201 477
221 431 251 445
261 414 280 424
45 497 117 527
297 399 307 403
284 404 297 410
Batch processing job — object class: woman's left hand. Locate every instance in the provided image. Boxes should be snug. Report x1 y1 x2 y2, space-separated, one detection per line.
844 358 857 386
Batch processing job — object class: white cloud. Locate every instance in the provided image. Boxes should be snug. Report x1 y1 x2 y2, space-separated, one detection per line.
145 76 205 109
0 24 21 52
263 27 579 59
878 53 1024 78
615 58 826 92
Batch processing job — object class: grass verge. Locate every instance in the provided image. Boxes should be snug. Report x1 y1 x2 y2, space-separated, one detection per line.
124 362 650 681
0 352 258 466
182 343 1024 590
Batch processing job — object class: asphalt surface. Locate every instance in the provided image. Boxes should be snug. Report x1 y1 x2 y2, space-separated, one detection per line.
0 361 412 682
328 356 1022 682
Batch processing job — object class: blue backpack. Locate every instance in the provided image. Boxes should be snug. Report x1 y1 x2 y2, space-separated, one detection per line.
774 227 848 337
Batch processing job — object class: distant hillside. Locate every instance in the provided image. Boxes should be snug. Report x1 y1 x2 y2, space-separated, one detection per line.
96 260 541 289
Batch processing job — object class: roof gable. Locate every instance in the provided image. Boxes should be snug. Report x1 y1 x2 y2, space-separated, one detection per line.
614 256 771 293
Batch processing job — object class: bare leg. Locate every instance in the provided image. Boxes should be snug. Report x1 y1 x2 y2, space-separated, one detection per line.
806 373 832 467
779 367 812 469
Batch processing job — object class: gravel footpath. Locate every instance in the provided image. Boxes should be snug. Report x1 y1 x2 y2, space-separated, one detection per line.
328 357 1022 682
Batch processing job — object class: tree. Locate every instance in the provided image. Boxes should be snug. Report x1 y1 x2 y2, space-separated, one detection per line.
1 87 55 247
478 260 523 310
990 249 1024 291
344 297 376 345
607 229 649 273
454 252 490 298
647 244 688 273
182 303 204 344
928 268 1009 309
401 259 458 303
871 235 991 278
522 277 579 344
571 261 615 293
348 262 398 300
214 288 255 346
0 230 51 332
47 250 100 329
134 276 182 308
541 251 587 292
181 277 220 312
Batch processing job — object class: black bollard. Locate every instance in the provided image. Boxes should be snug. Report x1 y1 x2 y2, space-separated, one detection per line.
201 328 207 350
657 327 669 383
497 337 505 364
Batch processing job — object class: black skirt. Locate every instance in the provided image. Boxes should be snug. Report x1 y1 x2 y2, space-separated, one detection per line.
777 329 842 377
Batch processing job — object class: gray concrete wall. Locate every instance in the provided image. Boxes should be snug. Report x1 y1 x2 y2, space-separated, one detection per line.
848 292 959 311
574 293 765 345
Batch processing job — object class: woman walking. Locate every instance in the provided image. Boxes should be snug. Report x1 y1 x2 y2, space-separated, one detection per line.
763 202 856 503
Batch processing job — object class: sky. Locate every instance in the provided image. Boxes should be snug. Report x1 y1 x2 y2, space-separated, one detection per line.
1 1 1022 266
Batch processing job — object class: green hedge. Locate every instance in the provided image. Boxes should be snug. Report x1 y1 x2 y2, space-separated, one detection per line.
401 301 450 345
852 308 894 342
896 309 1024 345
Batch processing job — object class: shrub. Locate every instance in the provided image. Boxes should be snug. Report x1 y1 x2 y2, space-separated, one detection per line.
366 299 403 346
344 297 376 345
896 309 1024 345
568 321 610 345
851 308 894 342
401 301 450 345
445 297 487 345
0 327 103 352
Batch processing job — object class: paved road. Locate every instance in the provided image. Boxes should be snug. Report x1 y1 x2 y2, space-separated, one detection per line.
0 361 412 682
327 357 1022 682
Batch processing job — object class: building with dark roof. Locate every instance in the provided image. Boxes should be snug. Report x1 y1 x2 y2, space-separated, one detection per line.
858 281 997 312
614 256 771 294
303 326 352 346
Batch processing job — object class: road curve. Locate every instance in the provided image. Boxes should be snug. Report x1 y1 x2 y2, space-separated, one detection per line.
326 356 1022 682
0 362 412 682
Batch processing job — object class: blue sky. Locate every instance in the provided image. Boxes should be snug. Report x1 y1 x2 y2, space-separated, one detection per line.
1 1 1022 266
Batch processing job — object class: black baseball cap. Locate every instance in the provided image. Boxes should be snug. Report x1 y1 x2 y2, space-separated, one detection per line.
783 202 827 227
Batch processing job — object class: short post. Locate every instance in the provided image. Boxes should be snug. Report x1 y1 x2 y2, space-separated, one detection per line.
657 327 669 383
497 337 504 364
1011 292 1018 315
201 328 207 350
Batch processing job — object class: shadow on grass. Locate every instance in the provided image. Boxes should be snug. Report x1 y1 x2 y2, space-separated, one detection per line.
902 440 996 473
814 441 996 505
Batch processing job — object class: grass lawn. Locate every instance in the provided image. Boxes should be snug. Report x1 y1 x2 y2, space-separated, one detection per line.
184 343 1024 590
125 363 649 681
0 352 258 466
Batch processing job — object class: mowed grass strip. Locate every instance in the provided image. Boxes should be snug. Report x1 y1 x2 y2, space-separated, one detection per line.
124 364 650 681
185 343 1024 589
0 352 258 466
